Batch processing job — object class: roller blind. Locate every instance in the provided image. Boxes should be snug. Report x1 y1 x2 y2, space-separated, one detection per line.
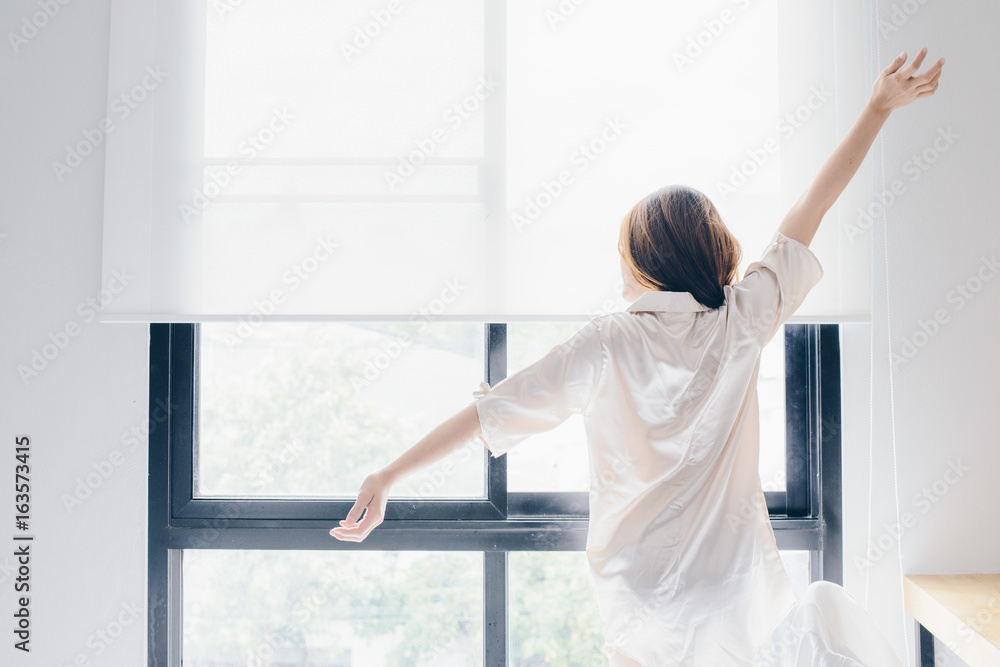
101 0 870 322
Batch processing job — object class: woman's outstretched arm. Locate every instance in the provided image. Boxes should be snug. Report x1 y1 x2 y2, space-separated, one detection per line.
330 402 483 542
778 47 945 248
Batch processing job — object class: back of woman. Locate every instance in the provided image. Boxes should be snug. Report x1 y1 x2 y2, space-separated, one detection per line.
474 187 823 663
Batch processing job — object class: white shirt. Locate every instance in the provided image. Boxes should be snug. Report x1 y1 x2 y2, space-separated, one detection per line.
474 230 826 665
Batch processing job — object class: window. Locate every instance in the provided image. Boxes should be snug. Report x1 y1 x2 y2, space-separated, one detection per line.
103 1 870 324
148 322 842 665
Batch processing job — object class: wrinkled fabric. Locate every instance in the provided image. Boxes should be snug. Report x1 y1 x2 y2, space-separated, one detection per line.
753 581 903 667
473 230 895 665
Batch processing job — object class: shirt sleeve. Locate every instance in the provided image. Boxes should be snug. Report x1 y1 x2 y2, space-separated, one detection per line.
473 319 605 458
731 230 824 347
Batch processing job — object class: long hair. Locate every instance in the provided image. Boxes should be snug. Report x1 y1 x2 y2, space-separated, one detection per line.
618 184 742 309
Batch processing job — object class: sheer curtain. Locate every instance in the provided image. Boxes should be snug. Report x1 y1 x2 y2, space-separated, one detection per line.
102 0 870 322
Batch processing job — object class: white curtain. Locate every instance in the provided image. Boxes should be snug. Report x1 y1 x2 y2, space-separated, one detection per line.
101 0 871 322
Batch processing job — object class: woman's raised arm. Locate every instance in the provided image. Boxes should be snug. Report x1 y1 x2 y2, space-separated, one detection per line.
778 47 945 248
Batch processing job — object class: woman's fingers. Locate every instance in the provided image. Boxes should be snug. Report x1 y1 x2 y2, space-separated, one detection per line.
330 520 367 541
882 51 908 77
870 48 943 112
330 526 364 541
914 58 945 85
330 528 365 542
915 70 941 92
329 471 394 541
902 47 929 75
330 510 382 541
342 495 368 526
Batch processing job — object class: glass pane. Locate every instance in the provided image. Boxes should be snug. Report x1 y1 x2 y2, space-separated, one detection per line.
778 549 811 603
509 551 811 666
758 324 787 492
197 322 485 498
506 323 591 493
183 550 483 666
205 0 486 159
509 551 607 666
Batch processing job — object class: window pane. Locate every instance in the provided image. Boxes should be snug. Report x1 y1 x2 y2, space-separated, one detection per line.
183 550 483 666
205 0 485 159
506 323 591 493
508 551 811 666
197 322 485 498
509 551 606 666
758 324 787 492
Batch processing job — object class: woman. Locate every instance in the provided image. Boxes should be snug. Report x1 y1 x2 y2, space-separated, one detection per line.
332 48 945 665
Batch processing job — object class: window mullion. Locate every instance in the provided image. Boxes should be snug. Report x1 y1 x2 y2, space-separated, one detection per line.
784 324 812 517
486 323 508 517
817 323 843 585
484 551 508 667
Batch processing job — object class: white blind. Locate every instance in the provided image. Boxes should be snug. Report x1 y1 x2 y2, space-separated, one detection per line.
102 0 870 322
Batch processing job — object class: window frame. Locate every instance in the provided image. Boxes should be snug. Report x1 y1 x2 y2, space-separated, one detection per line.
147 321 842 666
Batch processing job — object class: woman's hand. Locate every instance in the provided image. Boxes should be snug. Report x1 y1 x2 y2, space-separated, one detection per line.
329 470 393 542
869 47 945 115
329 404 483 542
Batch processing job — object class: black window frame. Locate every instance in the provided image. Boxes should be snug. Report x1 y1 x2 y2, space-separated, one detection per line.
147 322 842 666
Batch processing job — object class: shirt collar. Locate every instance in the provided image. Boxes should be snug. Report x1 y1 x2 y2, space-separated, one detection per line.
626 289 711 313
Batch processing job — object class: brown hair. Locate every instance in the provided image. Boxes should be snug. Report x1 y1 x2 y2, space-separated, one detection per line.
618 184 742 309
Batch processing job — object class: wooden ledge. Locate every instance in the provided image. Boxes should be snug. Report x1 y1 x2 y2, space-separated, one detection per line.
904 574 1000 667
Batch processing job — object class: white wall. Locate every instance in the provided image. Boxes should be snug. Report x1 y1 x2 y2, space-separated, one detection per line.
0 1 148 665
841 1 1000 665
1 1 996 666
